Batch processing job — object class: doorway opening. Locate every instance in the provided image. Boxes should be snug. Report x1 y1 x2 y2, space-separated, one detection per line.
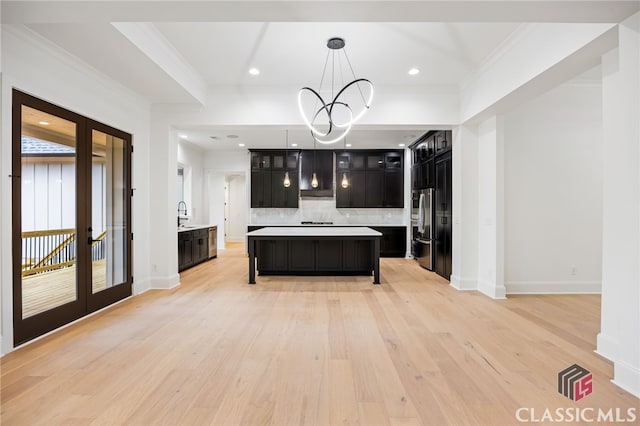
224 174 247 243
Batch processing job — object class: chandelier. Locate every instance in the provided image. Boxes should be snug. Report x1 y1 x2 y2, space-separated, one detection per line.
297 37 374 144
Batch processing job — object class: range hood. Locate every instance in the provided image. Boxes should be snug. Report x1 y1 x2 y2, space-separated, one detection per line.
300 150 334 198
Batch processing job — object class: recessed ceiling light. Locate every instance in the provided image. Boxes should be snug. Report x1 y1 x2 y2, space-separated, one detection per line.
227 134 239 139
238 143 245 147
408 68 420 76
291 143 298 147
346 143 352 147
39 121 49 125
399 143 405 147
210 136 219 140
178 134 187 139
249 68 260 76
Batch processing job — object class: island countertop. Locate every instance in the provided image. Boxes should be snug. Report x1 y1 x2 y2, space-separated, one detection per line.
246 226 382 284
246 226 382 237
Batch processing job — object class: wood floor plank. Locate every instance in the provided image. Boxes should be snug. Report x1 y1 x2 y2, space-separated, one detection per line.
2 243 638 425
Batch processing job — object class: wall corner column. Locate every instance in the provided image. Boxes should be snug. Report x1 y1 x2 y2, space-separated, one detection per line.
476 115 506 299
598 12 640 398
451 125 479 291
149 108 180 289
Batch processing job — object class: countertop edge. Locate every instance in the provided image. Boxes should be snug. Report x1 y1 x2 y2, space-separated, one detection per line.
178 224 217 233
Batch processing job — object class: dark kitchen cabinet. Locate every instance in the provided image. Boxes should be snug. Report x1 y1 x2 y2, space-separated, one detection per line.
316 240 343 271
300 150 333 197
412 158 435 189
289 240 317 272
343 240 373 271
410 130 450 190
251 170 272 208
178 231 194 271
383 170 403 207
335 150 404 208
370 226 407 257
434 153 452 280
365 171 384 207
336 170 366 208
250 150 299 208
258 240 289 272
435 130 452 153
195 229 209 263
178 228 209 272
272 170 299 208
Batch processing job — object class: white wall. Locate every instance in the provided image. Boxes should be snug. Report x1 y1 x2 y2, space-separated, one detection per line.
451 125 479 290
476 116 506 299
177 141 206 225
503 73 603 293
1 26 152 354
205 149 250 249
225 175 246 242
461 23 614 122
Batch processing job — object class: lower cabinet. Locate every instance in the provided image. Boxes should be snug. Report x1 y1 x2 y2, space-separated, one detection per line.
178 229 209 272
370 226 407 257
257 239 373 274
316 240 343 271
289 240 316 271
342 240 374 271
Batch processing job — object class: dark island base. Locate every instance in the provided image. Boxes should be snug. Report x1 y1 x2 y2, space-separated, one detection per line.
258 271 373 277
248 236 380 284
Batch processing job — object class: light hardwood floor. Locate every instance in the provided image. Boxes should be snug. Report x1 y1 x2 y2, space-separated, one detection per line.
1 243 638 425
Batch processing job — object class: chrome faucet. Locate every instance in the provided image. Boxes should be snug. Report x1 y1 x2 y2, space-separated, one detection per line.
177 201 188 227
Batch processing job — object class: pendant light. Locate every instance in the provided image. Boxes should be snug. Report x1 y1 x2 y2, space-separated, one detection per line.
311 138 319 188
283 130 291 188
298 37 374 145
341 136 349 189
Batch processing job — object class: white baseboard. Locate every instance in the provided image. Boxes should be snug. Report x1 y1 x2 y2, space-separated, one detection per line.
613 360 640 399
133 278 151 295
596 332 618 361
478 279 507 299
150 273 180 290
506 281 601 294
450 275 477 291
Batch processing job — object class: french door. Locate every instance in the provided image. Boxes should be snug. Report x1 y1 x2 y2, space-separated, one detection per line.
12 90 132 346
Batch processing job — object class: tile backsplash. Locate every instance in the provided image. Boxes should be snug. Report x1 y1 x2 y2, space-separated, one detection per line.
250 198 406 225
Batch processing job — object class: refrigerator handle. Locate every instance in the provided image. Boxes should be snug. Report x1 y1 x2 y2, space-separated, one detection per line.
427 190 433 239
417 193 425 233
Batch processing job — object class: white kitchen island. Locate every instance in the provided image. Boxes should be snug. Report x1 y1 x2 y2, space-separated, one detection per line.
246 227 382 284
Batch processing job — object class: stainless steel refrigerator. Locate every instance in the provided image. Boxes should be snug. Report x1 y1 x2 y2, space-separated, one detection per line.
411 188 434 270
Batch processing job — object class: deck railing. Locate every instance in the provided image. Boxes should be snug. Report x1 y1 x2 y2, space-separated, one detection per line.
22 228 106 277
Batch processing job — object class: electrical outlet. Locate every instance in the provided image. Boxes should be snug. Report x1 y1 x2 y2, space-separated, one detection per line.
571 266 577 276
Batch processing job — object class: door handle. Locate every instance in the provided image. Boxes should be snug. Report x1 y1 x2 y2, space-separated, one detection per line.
88 237 101 244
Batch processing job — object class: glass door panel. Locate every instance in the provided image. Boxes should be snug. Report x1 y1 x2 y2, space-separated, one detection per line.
91 130 127 294
20 105 78 319
13 90 132 346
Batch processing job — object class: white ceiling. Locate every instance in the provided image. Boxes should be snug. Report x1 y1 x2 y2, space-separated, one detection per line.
11 0 638 150
153 22 521 87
